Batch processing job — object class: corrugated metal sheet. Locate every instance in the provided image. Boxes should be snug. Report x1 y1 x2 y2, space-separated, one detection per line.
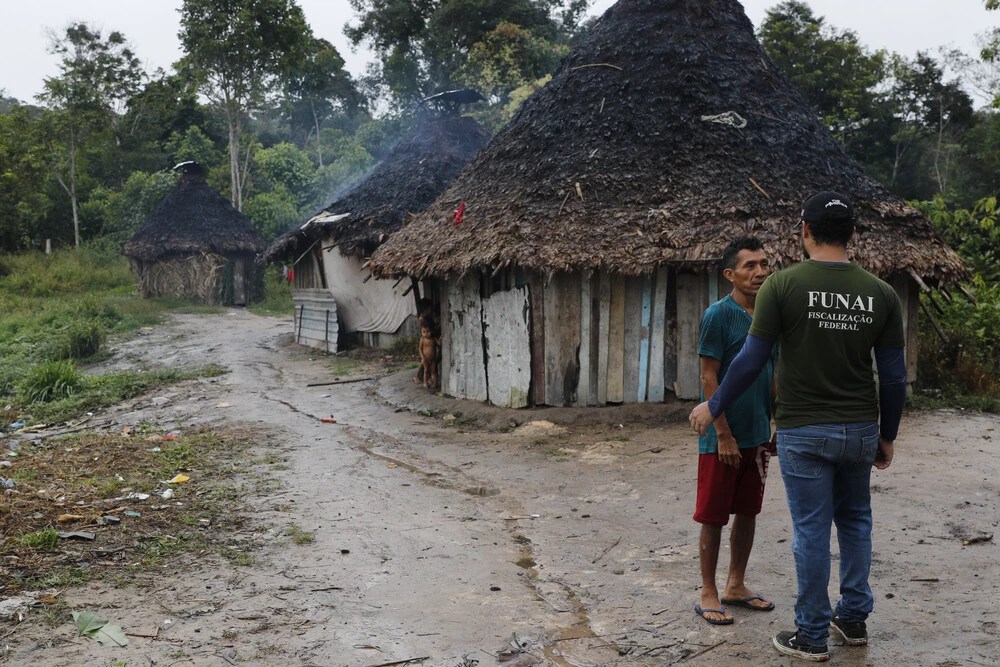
292 288 338 354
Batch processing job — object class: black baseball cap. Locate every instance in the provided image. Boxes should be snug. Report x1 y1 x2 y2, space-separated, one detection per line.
801 191 854 223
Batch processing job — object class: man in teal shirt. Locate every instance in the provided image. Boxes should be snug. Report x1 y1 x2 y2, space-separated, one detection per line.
694 237 777 625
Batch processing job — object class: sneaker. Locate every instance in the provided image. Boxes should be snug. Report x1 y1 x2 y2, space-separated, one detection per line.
772 630 829 662
831 615 868 645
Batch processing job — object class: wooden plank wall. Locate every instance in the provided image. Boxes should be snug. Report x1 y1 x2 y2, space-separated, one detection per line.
675 272 708 399
647 267 669 402
445 274 488 402
596 273 611 404
606 275 626 403
441 267 715 406
482 286 532 408
542 273 582 406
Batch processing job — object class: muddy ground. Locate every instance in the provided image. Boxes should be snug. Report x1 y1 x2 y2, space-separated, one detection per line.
2 309 998 667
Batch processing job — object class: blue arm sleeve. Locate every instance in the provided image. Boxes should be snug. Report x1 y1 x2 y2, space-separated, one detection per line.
875 347 906 441
706 334 775 418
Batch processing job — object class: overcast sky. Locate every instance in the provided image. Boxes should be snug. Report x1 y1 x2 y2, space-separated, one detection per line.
1 0 996 105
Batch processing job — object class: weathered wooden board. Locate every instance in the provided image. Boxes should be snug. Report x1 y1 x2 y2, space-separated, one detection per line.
607 274 626 403
543 273 581 406
482 286 531 408
597 272 611 405
440 280 451 395
663 269 679 395
647 266 669 402
675 272 707 399
623 276 643 403
589 273 601 405
577 275 592 407
446 274 488 402
530 274 546 406
637 275 652 401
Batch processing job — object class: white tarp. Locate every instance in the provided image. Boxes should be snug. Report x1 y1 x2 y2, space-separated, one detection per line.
321 243 415 334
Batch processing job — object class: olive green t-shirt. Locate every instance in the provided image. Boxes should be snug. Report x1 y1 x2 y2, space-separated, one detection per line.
748 260 904 429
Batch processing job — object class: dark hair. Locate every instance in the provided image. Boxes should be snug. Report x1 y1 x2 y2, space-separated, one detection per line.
807 218 854 246
801 191 854 247
721 236 764 270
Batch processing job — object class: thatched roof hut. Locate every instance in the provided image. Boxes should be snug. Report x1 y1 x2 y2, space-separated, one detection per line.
261 115 490 351
263 115 491 263
363 0 967 408
124 162 265 306
370 0 966 286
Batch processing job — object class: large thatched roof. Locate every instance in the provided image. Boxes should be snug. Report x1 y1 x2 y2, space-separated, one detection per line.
370 0 967 285
124 164 265 262
262 115 491 263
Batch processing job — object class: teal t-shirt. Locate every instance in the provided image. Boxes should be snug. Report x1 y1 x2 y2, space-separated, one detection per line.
697 295 774 454
748 260 904 429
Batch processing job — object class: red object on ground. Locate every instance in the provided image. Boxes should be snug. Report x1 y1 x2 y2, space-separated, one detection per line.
321 417 337 424
452 201 466 225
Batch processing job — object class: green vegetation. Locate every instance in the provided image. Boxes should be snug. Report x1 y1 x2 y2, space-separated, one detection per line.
909 197 1000 411
0 246 230 426
19 528 60 551
285 524 316 545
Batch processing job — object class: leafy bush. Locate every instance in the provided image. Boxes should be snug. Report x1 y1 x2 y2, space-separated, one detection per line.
55 320 106 360
17 360 83 403
916 277 1000 401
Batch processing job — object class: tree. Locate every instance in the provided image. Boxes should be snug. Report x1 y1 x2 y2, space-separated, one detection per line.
758 1 887 156
179 0 311 210
37 23 145 246
345 0 589 107
0 106 52 251
283 38 363 167
455 21 568 103
885 53 974 197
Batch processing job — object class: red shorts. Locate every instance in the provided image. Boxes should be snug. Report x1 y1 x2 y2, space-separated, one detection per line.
693 445 770 526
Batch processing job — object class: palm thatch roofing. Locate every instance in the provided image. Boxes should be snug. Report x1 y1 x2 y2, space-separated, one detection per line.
124 163 265 262
262 115 491 263
369 0 968 285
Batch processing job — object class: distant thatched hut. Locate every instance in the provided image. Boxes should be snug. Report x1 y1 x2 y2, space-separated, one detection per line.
124 162 265 306
262 114 490 351
370 0 968 407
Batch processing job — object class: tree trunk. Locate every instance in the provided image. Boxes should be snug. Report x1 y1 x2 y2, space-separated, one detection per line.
227 104 242 211
312 100 323 168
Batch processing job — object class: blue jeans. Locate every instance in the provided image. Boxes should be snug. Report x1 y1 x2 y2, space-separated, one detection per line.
777 421 880 645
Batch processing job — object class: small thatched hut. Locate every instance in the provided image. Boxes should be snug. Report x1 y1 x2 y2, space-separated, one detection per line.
370 0 968 407
262 114 490 351
124 162 265 306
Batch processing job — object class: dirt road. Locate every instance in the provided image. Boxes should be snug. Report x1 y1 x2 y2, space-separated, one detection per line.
6 310 998 666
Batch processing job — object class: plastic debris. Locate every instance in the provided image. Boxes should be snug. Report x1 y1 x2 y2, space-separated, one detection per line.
320 417 337 424
123 510 141 518
161 488 175 500
58 531 96 540
164 431 180 441
166 474 190 484
1 477 14 489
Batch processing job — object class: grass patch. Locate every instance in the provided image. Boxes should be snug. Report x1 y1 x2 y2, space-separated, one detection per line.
285 524 316 545
19 528 59 550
